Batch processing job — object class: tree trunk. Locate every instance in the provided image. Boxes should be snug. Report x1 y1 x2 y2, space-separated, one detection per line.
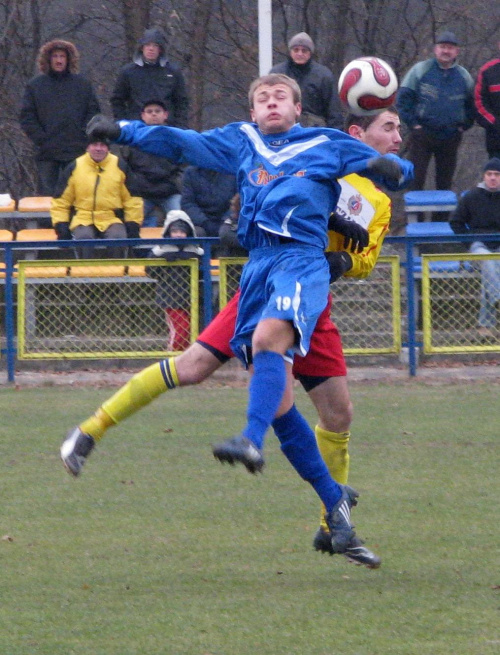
122 0 153 58
188 0 215 130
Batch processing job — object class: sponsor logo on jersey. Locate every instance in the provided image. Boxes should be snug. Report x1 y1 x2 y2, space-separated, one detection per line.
248 165 306 186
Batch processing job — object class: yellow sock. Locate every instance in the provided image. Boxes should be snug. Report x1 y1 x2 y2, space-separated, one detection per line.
315 426 350 531
79 359 179 441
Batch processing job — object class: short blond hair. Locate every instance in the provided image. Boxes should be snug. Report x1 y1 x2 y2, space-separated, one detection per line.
248 74 301 108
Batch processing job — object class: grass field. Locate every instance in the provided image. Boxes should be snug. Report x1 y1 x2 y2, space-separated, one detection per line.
0 381 498 655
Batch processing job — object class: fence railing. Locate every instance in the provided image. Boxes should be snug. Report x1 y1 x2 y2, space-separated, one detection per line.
1 234 499 382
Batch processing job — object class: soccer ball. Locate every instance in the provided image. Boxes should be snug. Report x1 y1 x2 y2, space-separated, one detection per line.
338 57 398 116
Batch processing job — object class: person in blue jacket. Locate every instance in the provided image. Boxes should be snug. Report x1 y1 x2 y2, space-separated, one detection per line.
397 30 474 213
85 73 413 555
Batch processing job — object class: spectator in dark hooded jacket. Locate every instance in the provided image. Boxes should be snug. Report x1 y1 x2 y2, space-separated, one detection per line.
20 39 100 195
111 27 189 128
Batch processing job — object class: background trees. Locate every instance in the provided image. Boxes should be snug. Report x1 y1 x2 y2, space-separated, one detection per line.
1 0 499 228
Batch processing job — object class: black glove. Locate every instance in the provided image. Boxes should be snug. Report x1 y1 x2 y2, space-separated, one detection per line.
125 222 140 239
325 251 353 283
328 212 369 253
366 155 402 183
54 222 72 241
86 114 121 142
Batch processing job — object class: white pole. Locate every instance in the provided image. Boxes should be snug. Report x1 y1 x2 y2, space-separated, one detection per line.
258 0 272 75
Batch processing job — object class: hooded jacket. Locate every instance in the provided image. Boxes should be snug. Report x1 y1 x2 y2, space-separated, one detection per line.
20 40 100 161
450 182 500 250
148 210 203 312
150 210 203 258
110 28 189 127
51 151 143 232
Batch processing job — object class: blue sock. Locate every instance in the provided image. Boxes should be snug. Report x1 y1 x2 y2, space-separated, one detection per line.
244 351 287 450
272 405 342 511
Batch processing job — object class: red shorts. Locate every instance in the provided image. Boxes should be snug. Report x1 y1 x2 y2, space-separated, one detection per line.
197 290 346 379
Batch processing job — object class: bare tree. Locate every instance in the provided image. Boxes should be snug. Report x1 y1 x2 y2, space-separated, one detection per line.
1 0 499 210
121 0 153 57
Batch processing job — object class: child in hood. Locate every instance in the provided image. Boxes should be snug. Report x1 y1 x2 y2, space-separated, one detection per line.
149 210 203 350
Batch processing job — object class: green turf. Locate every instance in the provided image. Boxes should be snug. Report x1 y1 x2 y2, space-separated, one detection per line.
0 382 498 654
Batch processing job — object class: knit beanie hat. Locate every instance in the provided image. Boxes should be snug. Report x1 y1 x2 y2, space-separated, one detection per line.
484 157 500 173
288 32 315 53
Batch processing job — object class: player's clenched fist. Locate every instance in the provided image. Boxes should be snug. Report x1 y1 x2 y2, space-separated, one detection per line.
86 114 121 142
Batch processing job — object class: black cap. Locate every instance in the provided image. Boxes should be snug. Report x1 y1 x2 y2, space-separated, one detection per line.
141 99 168 112
436 31 459 45
483 157 500 173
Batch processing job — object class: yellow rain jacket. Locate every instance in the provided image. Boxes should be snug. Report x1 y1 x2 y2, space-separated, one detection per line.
51 151 143 231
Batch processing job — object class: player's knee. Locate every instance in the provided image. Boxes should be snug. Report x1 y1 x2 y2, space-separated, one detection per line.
175 344 220 385
252 319 294 354
319 399 353 432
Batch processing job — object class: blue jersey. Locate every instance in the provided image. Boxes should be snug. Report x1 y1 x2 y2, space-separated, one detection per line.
117 120 413 251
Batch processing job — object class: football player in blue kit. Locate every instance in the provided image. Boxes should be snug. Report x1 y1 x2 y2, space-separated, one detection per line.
86 73 413 555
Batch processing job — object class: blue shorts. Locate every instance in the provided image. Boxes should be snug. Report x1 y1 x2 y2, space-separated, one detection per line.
230 243 329 365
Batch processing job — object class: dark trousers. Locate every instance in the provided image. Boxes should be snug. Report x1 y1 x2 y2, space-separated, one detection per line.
72 223 128 259
407 129 462 222
36 160 71 196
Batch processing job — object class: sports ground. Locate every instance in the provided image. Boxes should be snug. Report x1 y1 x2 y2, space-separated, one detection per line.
1 369 498 654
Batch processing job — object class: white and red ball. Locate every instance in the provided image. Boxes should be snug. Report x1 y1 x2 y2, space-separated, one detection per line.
338 57 398 116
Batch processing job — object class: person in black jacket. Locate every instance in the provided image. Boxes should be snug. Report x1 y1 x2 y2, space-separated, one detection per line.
180 166 237 238
270 32 343 128
19 39 100 196
111 27 189 128
450 157 500 337
123 100 183 227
